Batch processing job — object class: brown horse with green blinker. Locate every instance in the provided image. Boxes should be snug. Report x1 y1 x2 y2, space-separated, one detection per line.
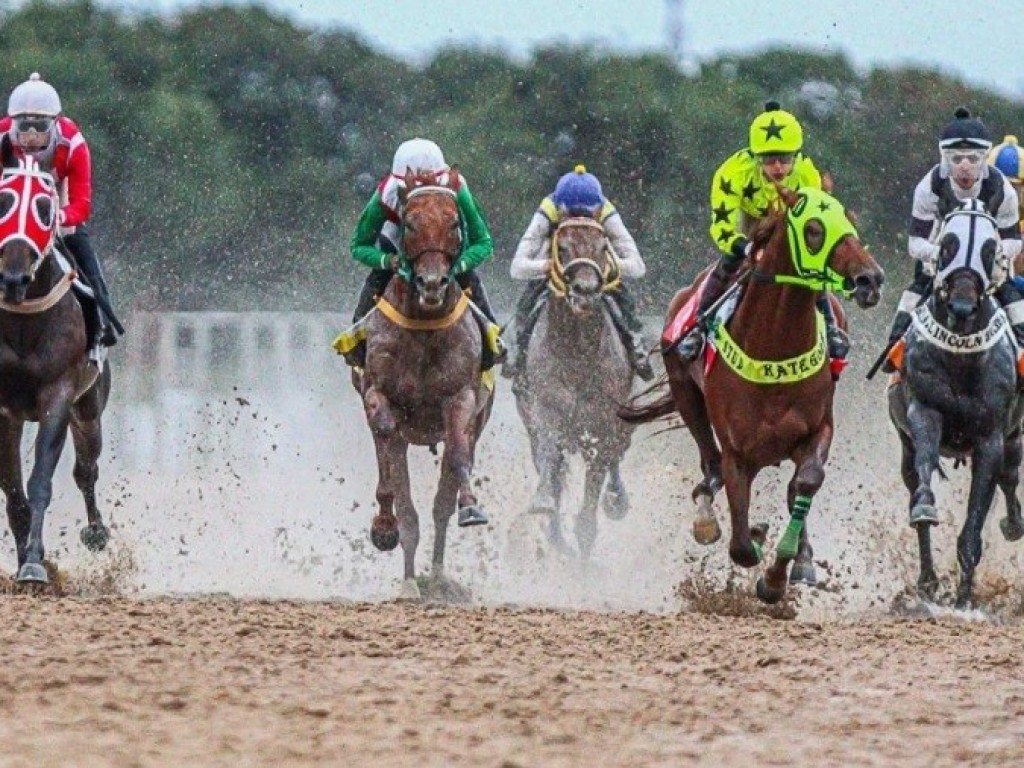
619 186 884 603
352 168 494 601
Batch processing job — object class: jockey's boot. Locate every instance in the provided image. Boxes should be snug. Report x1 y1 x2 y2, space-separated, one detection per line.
457 270 506 369
607 287 655 381
676 263 731 361
501 280 548 380
817 293 849 360
880 309 913 374
994 280 1024 385
337 269 392 368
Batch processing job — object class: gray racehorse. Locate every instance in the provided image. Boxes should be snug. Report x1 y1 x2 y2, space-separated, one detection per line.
888 199 1024 608
512 217 634 558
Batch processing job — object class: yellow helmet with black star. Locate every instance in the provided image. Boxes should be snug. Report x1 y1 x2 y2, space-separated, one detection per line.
749 100 803 155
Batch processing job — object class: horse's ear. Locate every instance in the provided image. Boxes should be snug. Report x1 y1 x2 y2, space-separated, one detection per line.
821 171 835 194
448 165 462 191
775 183 799 209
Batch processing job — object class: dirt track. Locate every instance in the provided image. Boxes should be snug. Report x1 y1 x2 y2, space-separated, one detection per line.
0 597 1021 767
4 312 1024 765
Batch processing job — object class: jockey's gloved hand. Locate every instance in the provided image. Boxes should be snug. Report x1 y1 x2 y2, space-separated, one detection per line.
920 243 940 277
730 238 753 262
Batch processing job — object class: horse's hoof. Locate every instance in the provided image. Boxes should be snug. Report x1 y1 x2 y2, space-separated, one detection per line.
397 578 421 602
1000 517 1024 542
692 516 722 546
602 489 629 521
80 523 110 552
789 561 817 586
755 576 785 604
909 505 939 527
457 506 488 527
370 515 400 551
16 562 49 584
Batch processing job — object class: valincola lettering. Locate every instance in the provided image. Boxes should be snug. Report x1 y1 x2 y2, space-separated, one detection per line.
911 305 1008 354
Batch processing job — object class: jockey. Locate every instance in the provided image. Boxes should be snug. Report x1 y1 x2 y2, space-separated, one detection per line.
675 101 848 363
882 108 1024 374
504 164 654 381
346 137 505 370
988 135 1024 227
0 73 120 362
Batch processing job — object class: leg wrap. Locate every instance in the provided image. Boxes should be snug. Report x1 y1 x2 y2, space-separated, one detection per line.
777 495 812 560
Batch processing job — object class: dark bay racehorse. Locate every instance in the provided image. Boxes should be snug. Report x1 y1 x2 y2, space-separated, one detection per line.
512 216 633 557
888 199 1024 608
620 186 884 603
0 159 111 583
354 169 494 600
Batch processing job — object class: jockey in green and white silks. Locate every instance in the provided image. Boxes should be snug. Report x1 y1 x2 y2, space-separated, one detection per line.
882 107 1024 376
344 137 505 370
675 100 849 364
504 164 653 381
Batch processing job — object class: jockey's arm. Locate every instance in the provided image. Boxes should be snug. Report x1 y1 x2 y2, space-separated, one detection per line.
350 191 392 270
603 212 645 278
61 136 92 227
709 151 750 261
993 177 1024 269
452 184 494 274
510 210 552 280
908 173 941 264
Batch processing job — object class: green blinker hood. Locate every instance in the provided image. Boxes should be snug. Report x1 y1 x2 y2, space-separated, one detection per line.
782 187 859 294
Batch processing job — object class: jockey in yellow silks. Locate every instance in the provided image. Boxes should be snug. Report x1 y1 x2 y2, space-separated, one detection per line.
504 165 653 381
675 101 848 364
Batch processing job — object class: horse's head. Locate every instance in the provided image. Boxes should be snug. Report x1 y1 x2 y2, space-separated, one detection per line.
765 186 884 308
548 217 620 315
932 199 1002 325
398 168 462 311
0 158 57 304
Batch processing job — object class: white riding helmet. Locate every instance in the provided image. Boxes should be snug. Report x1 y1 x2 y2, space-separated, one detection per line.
7 73 61 117
391 137 447 176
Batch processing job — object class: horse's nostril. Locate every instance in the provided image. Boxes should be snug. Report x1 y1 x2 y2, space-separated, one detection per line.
19 275 30 287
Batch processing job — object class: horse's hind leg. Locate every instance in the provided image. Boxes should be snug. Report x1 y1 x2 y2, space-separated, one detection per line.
389 443 422 598
431 454 461 578
998 431 1024 542
0 417 29 568
70 416 108 552
722 454 762 569
444 387 488 527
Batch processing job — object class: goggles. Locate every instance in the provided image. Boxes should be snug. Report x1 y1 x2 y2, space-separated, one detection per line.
758 152 795 165
943 149 986 167
13 115 54 134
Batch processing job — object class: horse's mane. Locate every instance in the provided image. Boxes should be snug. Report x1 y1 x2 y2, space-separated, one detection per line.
748 200 786 253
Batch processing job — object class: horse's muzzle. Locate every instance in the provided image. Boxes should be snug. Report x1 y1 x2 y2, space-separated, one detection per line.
1 273 30 304
567 289 598 315
850 269 884 309
415 274 450 309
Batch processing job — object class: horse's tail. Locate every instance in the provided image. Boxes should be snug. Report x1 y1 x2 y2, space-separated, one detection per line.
617 377 677 425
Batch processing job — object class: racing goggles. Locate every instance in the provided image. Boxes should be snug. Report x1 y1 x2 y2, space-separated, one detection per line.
943 149 986 167
757 152 795 165
13 115 54 134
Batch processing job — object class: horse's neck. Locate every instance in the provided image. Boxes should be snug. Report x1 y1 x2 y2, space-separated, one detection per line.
734 252 819 356
26 254 63 300
546 295 611 348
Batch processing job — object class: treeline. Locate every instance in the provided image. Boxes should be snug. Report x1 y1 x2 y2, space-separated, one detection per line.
4 0 1023 313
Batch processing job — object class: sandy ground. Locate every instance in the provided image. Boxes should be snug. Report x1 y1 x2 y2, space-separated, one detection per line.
1 310 1024 766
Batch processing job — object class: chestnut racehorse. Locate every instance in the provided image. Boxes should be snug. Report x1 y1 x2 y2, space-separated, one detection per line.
353 169 494 600
620 186 884 603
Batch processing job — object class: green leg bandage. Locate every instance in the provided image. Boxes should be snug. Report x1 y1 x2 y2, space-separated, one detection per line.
751 539 764 564
777 495 811 560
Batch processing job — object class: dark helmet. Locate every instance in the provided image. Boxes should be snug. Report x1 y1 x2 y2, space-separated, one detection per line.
939 107 992 150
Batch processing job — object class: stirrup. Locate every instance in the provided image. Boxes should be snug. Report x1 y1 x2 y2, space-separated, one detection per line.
675 328 705 362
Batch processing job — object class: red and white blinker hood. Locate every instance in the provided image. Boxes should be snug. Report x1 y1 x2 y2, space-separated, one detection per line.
0 157 58 259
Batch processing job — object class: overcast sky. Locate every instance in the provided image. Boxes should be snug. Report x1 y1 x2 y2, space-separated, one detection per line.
91 0 1024 98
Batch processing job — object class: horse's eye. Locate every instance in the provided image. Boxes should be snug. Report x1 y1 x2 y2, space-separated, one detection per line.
980 239 997 277
804 220 825 255
0 190 16 223
34 196 52 228
938 233 959 269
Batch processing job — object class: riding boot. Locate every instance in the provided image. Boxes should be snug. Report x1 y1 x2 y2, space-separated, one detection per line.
342 268 394 368
995 280 1024 382
457 270 506 369
675 260 735 361
816 292 849 360
502 279 548 379
63 230 119 349
607 285 654 381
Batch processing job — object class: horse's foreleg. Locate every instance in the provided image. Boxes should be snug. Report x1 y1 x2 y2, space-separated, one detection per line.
388 443 420 585
430 456 461 577
760 434 830 602
907 403 943 527
956 433 1004 609
998 430 1024 542
575 457 607 560
723 453 760 568
0 417 28 569
601 458 629 521
896 427 937 597
443 388 488 527
19 391 73 583
364 386 400 553
70 414 108 552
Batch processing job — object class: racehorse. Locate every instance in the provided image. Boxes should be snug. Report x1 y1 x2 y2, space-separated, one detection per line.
0 158 112 583
353 168 494 600
511 216 633 557
619 186 884 603
887 199 1024 608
